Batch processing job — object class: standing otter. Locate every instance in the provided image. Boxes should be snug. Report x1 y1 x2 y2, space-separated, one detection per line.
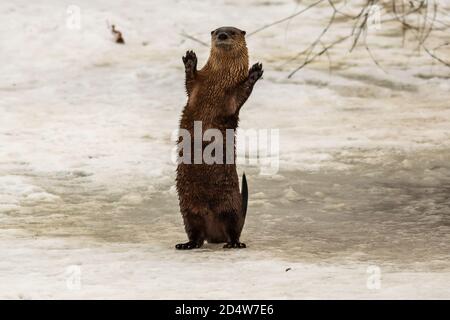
175 26 263 249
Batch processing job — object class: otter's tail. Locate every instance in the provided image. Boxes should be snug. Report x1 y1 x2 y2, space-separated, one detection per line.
242 173 248 219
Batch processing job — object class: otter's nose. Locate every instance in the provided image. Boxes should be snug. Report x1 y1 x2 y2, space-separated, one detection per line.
218 33 228 40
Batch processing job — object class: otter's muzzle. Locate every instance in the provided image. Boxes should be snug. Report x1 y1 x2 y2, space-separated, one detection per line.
214 33 232 49
218 33 228 41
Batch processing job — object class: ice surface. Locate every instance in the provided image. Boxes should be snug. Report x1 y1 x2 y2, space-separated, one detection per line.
0 0 449 299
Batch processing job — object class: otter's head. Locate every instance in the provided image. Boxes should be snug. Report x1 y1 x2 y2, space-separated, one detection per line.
206 26 249 83
210 26 247 57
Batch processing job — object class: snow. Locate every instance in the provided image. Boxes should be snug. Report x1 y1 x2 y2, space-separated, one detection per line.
0 0 449 299
1 231 449 299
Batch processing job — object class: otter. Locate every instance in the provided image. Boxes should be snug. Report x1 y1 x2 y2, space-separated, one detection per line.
175 26 263 249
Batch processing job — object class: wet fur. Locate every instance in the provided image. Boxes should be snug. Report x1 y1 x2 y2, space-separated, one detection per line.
176 27 263 249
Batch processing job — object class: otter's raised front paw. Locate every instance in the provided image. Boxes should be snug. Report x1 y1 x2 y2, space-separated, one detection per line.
182 50 197 74
223 242 246 249
175 241 201 250
248 63 263 83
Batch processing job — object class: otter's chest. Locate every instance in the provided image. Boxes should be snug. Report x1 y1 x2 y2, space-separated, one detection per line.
188 82 238 117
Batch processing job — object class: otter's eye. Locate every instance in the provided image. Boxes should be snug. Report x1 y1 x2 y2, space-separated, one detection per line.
230 31 236 36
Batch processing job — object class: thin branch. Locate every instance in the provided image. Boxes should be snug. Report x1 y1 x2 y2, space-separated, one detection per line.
423 46 450 67
327 0 366 19
349 0 374 52
364 33 387 73
287 35 351 78
180 32 208 47
433 42 450 50
319 40 333 74
282 8 337 67
247 0 326 36
391 0 450 68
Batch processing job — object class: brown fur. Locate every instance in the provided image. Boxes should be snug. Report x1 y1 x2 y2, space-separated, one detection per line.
175 27 263 250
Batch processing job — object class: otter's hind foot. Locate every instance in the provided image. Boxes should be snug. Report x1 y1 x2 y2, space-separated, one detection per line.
223 242 246 249
175 241 202 250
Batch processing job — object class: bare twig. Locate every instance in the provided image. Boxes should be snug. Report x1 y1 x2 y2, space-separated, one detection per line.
319 40 333 74
248 0 326 36
390 0 450 68
180 32 208 47
178 0 449 75
433 42 450 50
350 0 374 52
327 0 365 19
423 46 450 67
364 33 387 73
281 0 450 76
287 35 351 78
282 9 337 67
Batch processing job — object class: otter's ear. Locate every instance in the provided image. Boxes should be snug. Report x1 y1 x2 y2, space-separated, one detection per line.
241 30 246 36
211 30 215 35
